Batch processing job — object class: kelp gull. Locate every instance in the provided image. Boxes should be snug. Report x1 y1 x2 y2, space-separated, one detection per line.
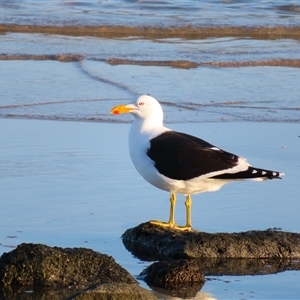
110 95 284 231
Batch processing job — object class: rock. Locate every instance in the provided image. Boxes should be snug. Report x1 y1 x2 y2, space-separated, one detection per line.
0 243 156 300
122 222 300 260
139 257 300 298
0 243 135 288
140 259 205 298
70 282 157 300
141 259 205 285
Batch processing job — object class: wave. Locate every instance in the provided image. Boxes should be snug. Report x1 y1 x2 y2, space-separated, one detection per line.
1 55 300 69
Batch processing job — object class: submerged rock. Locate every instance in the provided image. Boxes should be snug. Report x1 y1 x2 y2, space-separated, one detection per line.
139 257 300 298
123 223 300 298
140 259 205 298
141 259 205 285
122 222 300 260
0 243 156 300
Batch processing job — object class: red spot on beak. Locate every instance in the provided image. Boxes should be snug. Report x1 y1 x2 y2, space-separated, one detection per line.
113 110 119 114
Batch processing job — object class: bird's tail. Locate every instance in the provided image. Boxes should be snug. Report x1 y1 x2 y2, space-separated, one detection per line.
213 167 284 180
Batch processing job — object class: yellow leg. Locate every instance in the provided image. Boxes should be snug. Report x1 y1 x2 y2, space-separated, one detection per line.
168 192 176 225
150 192 176 228
184 194 192 229
150 193 192 231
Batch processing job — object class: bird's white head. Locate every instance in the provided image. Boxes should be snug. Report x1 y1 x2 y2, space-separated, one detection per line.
110 95 163 126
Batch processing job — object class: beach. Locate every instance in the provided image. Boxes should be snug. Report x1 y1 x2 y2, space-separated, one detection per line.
0 1 300 299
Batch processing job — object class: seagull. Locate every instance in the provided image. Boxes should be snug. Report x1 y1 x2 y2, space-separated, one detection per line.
110 95 284 231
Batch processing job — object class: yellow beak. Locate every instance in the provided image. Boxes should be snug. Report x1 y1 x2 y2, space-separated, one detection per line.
110 104 135 115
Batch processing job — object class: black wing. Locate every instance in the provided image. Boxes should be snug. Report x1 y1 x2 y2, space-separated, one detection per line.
147 131 240 180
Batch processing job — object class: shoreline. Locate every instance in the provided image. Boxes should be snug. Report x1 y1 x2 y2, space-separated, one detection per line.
1 55 300 69
1 24 300 39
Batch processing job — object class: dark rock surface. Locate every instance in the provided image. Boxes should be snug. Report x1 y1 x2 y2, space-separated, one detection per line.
139 257 300 299
140 259 205 298
0 243 156 300
0 243 135 288
122 222 300 260
141 259 205 285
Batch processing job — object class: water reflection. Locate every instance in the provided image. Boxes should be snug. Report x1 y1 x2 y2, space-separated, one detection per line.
140 258 300 298
0 286 77 300
151 286 216 300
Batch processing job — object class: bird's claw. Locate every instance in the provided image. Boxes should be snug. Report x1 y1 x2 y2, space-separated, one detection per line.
150 220 192 231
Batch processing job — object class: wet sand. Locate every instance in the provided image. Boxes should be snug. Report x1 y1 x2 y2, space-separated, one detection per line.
1 24 300 39
1 55 300 69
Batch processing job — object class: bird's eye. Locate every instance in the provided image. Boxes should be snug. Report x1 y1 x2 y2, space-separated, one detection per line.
138 102 144 106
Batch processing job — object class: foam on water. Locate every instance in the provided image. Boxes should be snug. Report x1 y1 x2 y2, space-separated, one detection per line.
1 0 300 27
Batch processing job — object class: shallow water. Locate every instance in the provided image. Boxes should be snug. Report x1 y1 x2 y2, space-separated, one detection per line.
0 1 300 299
1 119 300 299
0 59 300 123
2 33 300 63
1 0 300 27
